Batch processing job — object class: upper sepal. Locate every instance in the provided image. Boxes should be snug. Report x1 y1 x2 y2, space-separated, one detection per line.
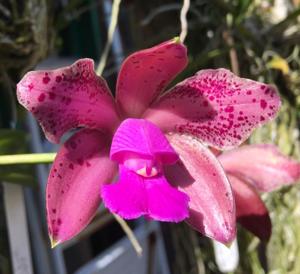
145 69 281 149
116 39 188 117
17 59 119 143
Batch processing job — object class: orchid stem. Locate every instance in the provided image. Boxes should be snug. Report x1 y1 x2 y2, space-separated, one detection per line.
112 213 143 256
0 153 56 165
96 0 122 76
179 0 190 43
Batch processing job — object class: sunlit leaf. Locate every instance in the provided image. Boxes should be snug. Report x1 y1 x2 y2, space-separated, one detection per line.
267 56 290 75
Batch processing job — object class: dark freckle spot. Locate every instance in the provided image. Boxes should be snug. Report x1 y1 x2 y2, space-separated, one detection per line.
224 106 234 112
61 190 64 194
225 192 229 197
246 90 252 95
57 219 62 225
52 209 56 214
28 83 34 90
260 99 267 109
43 76 50 84
38 93 46 102
260 85 266 90
77 158 84 166
69 163 74 170
55 76 62 82
59 163 63 167
260 116 265 121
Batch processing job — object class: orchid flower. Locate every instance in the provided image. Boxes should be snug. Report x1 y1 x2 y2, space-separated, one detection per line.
218 144 300 241
16 39 281 246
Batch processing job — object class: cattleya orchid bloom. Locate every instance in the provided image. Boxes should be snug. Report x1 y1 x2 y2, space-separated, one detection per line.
218 144 300 241
16 39 281 246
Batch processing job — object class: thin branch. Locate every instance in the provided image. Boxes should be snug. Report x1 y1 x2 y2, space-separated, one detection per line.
141 4 181 26
113 213 143 256
96 0 122 76
179 0 190 43
223 30 240 76
141 3 202 26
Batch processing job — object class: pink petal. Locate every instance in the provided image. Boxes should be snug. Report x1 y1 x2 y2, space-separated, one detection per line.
101 165 147 219
166 134 236 244
116 39 188 117
17 59 120 143
146 173 189 222
218 144 300 192
101 165 189 222
47 129 117 244
145 69 281 149
110 118 178 164
228 174 271 241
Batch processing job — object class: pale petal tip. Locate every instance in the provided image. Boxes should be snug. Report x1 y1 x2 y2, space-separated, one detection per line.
224 240 234 249
50 236 61 249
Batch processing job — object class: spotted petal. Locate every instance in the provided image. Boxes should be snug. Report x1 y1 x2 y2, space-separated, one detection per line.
219 144 300 192
228 174 271 241
166 134 236 244
17 59 120 143
145 69 280 149
116 39 188 118
47 129 117 244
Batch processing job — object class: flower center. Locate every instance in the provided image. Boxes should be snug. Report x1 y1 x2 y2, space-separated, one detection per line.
124 157 161 178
